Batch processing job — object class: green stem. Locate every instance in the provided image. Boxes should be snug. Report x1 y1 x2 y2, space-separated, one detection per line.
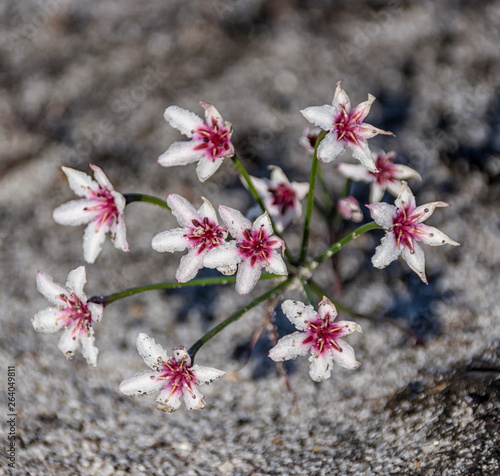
306 221 381 271
89 274 281 306
124 193 171 211
299 130 326 264
317 162 334 212
301 279 317 309
188 277 292 360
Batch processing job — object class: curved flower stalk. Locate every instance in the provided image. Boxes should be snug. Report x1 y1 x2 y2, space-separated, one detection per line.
245 166 309 232
301 81 394 172
269 298 362 382
33 266 103 366
367 181 460 283
118 333 225 412
152 194 228 283
158 102 234 182
337 151 421 202
52 165 129 264
204 206 287 295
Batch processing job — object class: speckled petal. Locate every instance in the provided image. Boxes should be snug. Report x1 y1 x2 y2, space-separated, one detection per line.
401 241 427 283
52 200 99 226
62 167 97 198
219 205 252 240
136 333 168 369
118 371 164 396
32 307 62 333
281 300 317 330
372 233 401 269
158 140 204 167
196 156 224 182
83 220 108 264
192 365 226 386
308 352 333 382
329 340 360 370
317 131 345 163
80 328 99 367
175 249 206 283
301 105 336 131
235 259 262 295
269 331 310 361
366 202 397 230
65 266 87 298
36 271 70 305
164 105 204 137
152 228 189 253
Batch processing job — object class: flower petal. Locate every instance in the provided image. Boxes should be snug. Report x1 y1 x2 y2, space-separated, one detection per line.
415 224 460 247
203 241 240 269
332 81 351 111
88 302 104 324
366 202 397 230
175 249 205 283
235 258 262 295
401 241 427 283
158 140 204 167
349 139 377 172
308 352 333 382
372 233 401 269
265 251 287 276
268 331 310 361
57 327 79 360
196 156 224 182
167 194 200 228
65 266 87 298
80 328 99 367
199 102 224 128
291 181 310 201
89 164 114 191
118 371 164 396
395 181 416 210
393 164 422 182
253 211 273 237
62 167 97 198
36 271 70 305
350 94 375 122
318 297 338 321
52 200 99 226
164 105 204 138
336 163 372 183
156 389 182 412
136 333 168 370
412 201 450 224
218 205 252 240
301 104 336 131
83 220 108 264
281 300 317 330
197 197 218 224
192 365 226 386
151 228 189 253
110 213 129 252
330 340 360 370
370 183 387 203
32 307 63 333
182 385 206 411
317 131 345 163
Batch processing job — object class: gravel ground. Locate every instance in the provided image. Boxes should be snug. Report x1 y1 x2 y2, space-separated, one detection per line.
1 1 499 475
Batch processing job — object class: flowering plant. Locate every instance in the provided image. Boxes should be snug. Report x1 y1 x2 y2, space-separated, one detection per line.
34 86 459 412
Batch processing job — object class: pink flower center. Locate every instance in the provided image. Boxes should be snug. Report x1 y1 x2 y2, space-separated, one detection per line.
302 314 346 356
87 187 120 231
392 204 429 251
370 155 398 185
192 119 232 161
155 356 197 400
268 183 297 215
58 294 93 337
333 105 363 145
187 217 227 253
236 227 279 267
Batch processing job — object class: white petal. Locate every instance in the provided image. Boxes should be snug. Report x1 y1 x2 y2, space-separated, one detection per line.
291 181 309 200
83 221 107 264
36 271 70 305
152 228 188 253
372 233 401 269
395 181 416 210
416 224 460 247
219 205 252 239
32 307 62 333
301 105 336 130
317 131 345 163
330 340 360 370
412 201 450 224
176 249 205 283
393 164 422 181
235 259 262 296
65 266 87 298
253 211 273 237
164 105 203 137
335 320 363 336
182 385 206 411
89 164 114 191
401 242 427 283
370 183 386 202
268 332 310 361
197 197 218 223
199 101 224 128
167 194 200 227
247 175 271 198
336 163 372 183
265 252 287 276
332 81 351 111
136 333 168 369
196 157 224 182
281 300 317 330
366 202 397 229
52 200 99 226
88 302 104 324
203 242 240 269
158 141 204 167
350 140 377 172
80 328 99 367
62 167 97 198
308 353 333 382
110 214 129 252
318 298 337 321
192 365 226 386
156 389 182 412
57 328 79 360
350 94 376 123
118 371 164 396
269 166 290 185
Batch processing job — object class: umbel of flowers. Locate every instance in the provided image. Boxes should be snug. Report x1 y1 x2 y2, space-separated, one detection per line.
34 84 459 412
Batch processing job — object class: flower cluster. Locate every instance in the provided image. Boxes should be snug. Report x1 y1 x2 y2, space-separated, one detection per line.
34 81 460 413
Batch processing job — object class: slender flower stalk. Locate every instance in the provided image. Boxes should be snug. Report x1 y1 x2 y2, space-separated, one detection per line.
89 274 281 306
123 193 171 210
188 277 292 360
299 130 327 263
